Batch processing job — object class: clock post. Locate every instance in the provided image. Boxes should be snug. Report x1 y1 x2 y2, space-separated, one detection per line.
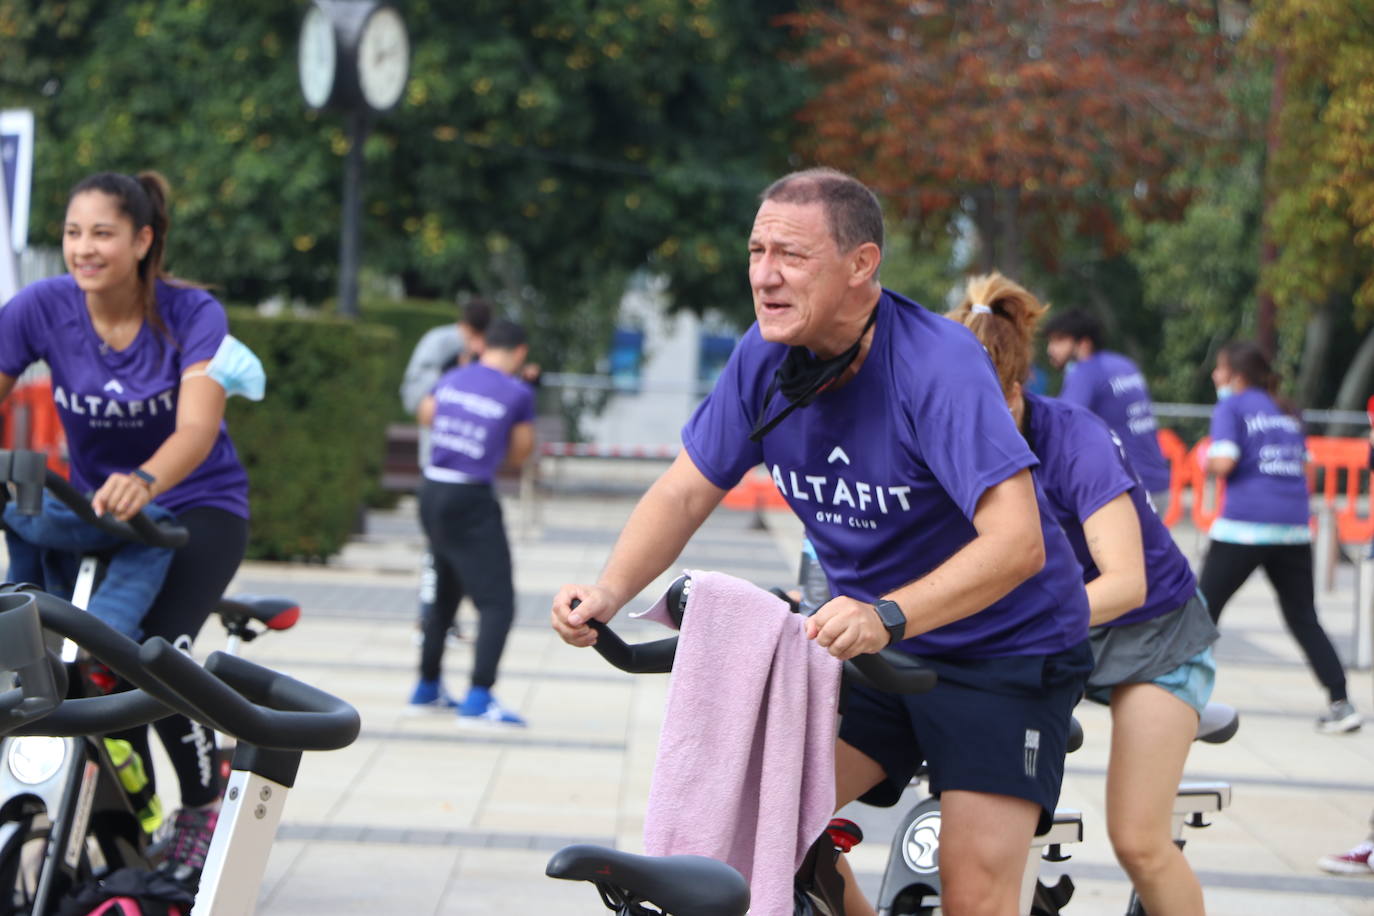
338 108 368 320
297 1 410 319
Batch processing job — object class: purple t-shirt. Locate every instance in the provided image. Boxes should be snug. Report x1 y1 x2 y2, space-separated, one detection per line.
1024 392 1197 628
426 364 534 484
0 276 248 517
1059 351 1170 493
682 290 1089 658
1210 389 1310 526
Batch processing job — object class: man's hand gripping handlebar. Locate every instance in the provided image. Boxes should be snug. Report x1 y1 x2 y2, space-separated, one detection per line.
563 575 937 696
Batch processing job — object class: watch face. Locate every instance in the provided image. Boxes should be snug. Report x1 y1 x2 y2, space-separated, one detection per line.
298 4 337 109
358 6 410 111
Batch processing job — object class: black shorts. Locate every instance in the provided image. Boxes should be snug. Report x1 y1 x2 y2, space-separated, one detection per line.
838 640 1093 835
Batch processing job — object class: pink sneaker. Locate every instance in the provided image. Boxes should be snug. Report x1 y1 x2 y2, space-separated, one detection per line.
1317 841 1373 875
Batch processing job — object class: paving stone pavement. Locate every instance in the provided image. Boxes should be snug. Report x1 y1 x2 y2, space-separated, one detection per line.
9 468 1374 914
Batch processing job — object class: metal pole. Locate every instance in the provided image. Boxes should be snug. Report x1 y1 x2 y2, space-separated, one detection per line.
1315 505 1337 593
1357 556 1373 671
337 108 369 319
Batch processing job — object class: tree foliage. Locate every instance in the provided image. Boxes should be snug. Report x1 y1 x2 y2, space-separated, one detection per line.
779 0 1234 277
0 0 806 368
1126 145 1263 403
1248 0 1374 321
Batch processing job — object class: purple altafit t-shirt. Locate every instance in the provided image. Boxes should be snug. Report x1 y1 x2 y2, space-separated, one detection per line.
1024 392 1196 628
1059 350 1171 493
425 364 534 484
1210 388 1310 526
0 275 248 518
682 289 1090 658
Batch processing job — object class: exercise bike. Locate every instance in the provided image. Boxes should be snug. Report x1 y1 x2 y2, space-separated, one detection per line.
1022 701 1239 916
544 576 938 916
0 588 359 916
867 700 1237 916
0 449 310 914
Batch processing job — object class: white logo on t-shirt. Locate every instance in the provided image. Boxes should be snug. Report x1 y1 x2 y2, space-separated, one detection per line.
103 379 124 394
827 446 851 465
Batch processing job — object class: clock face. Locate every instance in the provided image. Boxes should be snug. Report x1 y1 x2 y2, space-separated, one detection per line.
357 6 410 112
298 4 337 109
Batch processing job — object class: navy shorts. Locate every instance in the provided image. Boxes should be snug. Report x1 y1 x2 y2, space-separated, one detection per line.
838 640 1093 835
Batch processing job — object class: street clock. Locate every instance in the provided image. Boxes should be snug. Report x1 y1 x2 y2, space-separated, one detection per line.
298 1 410 113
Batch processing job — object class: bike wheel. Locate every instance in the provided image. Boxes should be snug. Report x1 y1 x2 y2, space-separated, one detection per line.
0 814 51 916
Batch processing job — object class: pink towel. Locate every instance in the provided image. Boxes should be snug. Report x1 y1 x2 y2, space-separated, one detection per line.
632 570 842 916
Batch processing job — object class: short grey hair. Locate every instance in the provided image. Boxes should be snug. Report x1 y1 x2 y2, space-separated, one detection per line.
760 167 884 253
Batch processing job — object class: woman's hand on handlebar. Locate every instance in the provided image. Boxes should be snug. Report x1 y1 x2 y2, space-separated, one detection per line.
806 596 891 661
552 584 621 648
92 471 154 522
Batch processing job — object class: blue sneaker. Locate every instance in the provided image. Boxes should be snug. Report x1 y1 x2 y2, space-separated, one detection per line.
457 687 526 728
408 679 459 713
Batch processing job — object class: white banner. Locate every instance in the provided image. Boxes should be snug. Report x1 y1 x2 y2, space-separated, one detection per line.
0 161 17 304
1 108 35 253
0 108 34 304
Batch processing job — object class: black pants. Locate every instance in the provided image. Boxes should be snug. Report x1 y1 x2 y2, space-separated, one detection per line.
418 479 515 690
1198 540 1348 704
114 507 249 808
417 550 461 632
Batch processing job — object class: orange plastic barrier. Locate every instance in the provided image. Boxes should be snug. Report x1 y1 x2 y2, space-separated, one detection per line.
1305 436 1374 545
1155 428 1189 527
1166 433 1374 544
1185 436 1226 532
0 379 69 476
721 465 789 512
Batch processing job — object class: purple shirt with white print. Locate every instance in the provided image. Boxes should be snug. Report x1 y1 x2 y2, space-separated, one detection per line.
682 289 1089 658
425 363 535 484
1209 388 1310 526
1059 350 1171 494
1024 392 1196 628
0 275 249 517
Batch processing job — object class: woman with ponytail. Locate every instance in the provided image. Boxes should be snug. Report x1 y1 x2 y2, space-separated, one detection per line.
1200 341 1360 733
0 171 256 891
951 272 1218 916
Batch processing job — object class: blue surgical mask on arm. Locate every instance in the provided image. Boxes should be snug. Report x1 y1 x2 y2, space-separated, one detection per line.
183 335 266 401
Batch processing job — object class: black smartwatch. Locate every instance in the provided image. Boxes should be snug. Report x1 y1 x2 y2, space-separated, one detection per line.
872 599 906 646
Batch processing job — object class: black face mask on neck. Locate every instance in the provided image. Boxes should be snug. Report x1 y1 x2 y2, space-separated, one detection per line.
747 307 879 443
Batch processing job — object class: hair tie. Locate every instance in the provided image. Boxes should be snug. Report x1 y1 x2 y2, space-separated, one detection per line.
971 303 993 315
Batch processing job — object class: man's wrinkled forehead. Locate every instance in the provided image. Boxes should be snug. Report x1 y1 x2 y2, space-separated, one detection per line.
750 199 833 249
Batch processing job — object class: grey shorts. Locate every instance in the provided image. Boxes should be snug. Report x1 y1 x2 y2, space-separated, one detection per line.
1085 592 1219 715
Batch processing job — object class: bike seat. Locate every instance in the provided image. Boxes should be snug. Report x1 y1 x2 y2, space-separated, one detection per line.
1196 701 1239 744
545 844 749 916
214 595 300 632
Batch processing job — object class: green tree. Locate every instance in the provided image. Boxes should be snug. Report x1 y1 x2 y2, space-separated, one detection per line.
1126 146 1264 404
1246 0 1374 413
0 0 806 371
372 0 807 367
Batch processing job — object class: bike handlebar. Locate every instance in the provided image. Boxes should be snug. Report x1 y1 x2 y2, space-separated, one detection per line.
0 586 359 750
42 469 189 549
0 449 189 548
580 578 938 695
139 639 359 751
0 593 64 731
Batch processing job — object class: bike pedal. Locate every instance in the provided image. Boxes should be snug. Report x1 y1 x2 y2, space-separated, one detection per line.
1031 874 1075 915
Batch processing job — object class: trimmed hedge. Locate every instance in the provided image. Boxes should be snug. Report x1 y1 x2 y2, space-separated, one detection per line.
225 308 398 560
339 298 459 422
